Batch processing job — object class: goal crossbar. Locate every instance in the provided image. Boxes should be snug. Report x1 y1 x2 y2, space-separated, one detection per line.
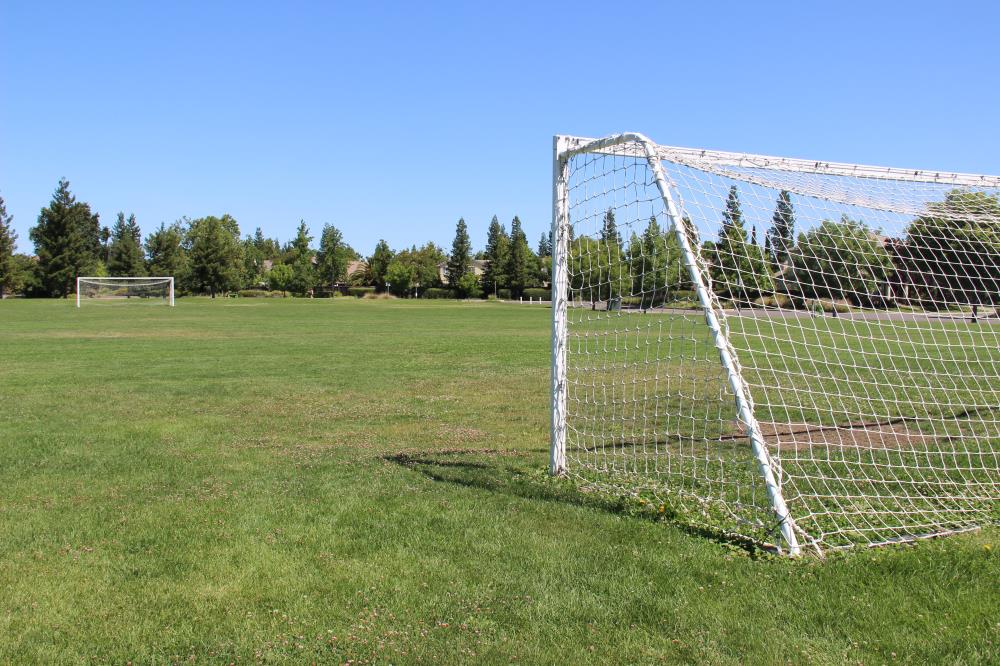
557 134 1000 188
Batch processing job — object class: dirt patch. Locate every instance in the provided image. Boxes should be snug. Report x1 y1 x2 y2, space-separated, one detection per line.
733 419 938 452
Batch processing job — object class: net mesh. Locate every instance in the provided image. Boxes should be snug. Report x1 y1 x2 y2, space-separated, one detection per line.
557 135 1000 553
78 277 173 303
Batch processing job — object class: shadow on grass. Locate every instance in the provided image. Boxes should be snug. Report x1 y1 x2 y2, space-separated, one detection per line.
384 447 774 558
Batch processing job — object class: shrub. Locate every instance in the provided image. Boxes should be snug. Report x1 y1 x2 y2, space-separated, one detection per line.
456 272 483 299
754 293 793 308
238 289 270 298
497 289 512 300
423 288 456 299
268 291 286 298
347 286 375 298
522 288 549 301
619 296 645 308
362 291 394 300
806 298 851 314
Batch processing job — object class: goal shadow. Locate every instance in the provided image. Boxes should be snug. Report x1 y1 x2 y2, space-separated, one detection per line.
383 447 774 557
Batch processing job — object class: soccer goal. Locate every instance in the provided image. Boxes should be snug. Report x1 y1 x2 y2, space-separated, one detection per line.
550 133 1000 555
76 276 175 307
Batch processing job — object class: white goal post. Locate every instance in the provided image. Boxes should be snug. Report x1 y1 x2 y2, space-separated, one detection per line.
551 133 1000 556
76 276 175 307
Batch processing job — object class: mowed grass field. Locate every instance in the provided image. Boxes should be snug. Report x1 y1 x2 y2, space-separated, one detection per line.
0 298 997 664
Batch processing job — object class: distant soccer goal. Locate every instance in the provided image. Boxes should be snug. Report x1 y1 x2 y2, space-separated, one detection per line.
550 133 1000 555
76 277 175 307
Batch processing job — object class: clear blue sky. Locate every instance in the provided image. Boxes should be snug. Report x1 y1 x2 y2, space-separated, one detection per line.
2 1 999 256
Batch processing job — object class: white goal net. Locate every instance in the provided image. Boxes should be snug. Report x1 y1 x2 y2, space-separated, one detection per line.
550 133 1000 555
76 277 175 307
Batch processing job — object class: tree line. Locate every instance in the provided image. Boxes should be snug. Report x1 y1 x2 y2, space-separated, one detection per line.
6 179 992 308
570 186 1000 312
0 180 552 299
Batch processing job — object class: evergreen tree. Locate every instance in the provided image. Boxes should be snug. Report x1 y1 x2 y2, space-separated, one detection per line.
446 218 472 286
145 222 187 279
505 216 533 297
627 216 682 307
99 226 111 263
570 236 630 308
185 214 243 297
600 209 622 248
108 212 146 276
316 223 354 289
710 186 773 301
0 194 17 298
482 215 510 296
287 220 316 295
537 232 552 258
241 235 265 288
368 239 394 291
765 190 795 268
29 179 102 297
252 227 281 260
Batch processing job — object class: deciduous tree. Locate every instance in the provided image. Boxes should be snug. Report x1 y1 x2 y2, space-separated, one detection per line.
787 216 891 302
904 190 1000 310
316 223 355 290
368 239 394 292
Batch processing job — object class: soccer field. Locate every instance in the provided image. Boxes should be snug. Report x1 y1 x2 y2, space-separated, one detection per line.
1 298 997 663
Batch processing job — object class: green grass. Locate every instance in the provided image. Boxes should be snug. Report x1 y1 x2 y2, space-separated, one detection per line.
0 297 997 663
565 307 1000 550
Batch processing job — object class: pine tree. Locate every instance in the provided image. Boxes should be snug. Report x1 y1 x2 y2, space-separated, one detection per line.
185 214 243 297
0 194 18 298
145 222 187 280
108 212 146 276
241 235 264 288
368 239 394 291
505 216 533 297
600 209 622 248
711 186 773 301
29 179 102 297
287 220 316 295
446 217 472 286
251 227 281 260
537 232 552 258
482 215 510 296
99 226 111 263
766 190 795 268
627 216 681 307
